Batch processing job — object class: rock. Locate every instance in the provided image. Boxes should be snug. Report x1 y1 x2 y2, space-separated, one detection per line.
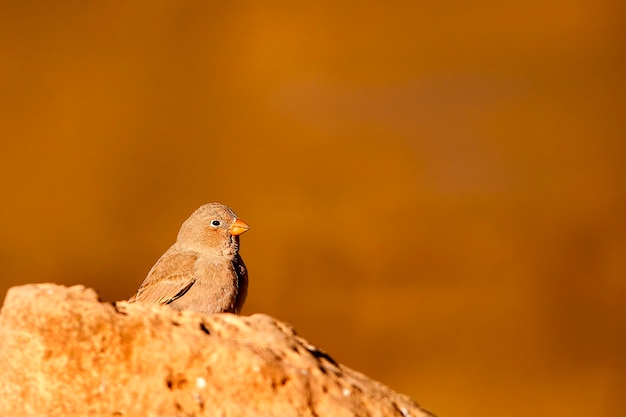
0 284 434 417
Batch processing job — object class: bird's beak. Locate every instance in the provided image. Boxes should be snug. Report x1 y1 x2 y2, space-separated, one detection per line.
229 219 250 236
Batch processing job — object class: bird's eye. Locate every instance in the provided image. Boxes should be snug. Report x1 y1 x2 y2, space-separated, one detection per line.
210 220 221 227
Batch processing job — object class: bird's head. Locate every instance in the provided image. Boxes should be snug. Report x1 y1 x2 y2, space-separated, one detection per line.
176 203 249 255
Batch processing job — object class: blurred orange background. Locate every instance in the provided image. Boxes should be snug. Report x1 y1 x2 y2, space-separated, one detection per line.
0 2 624 416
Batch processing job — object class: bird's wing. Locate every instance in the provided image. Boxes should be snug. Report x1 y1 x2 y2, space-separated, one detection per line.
232 254 248 314
131 250 200 305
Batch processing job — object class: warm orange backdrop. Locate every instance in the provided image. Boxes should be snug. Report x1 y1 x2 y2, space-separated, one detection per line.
1 2 624 416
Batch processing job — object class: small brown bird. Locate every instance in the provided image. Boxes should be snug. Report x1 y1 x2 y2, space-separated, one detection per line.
129 203 249 315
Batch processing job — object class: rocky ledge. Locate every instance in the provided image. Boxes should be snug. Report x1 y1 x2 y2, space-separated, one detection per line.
0 284 434 417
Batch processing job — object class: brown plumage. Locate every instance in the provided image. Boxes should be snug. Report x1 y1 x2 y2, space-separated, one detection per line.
129 203 249 315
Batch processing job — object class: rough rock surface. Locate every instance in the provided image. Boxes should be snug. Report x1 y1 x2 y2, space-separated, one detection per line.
0 284 434 417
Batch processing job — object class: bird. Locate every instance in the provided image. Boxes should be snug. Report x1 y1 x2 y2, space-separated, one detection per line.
129 203 249 315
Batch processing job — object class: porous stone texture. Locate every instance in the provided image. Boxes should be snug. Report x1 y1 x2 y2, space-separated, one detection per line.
0 284 434 417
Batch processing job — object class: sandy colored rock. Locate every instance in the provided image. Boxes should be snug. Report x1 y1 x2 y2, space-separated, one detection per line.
0 284 434 417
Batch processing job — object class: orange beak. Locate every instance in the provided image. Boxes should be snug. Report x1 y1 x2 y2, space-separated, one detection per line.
229 218 250 236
